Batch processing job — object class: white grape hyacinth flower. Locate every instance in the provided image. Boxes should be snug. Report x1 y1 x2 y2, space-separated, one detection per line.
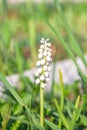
35 37 52 88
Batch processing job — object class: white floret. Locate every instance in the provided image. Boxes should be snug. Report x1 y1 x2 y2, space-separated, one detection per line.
47 66 51 71
46 47 52 52
46 38 49 42
40 40 44 44
46 56 51 62
47 52 52 57
45 72 49 77
41 37 44 41
41 59 45 65
40 75 45 81
38 53 43 59
45 77 50 82
44 51 48 56
47 42 51 47
39 48 43 53
40 45 45 49
38 68 42 74
36 79 40 84
36 61 41 66
43 65 48 71
46 62 50 66
35 71 39 77
41 83 45 88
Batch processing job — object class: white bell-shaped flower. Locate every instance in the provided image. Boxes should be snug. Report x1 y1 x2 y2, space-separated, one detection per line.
41 59 45 65
38 53 43 59
35 71 39 77
45 77 50 82
45 72 49 77
39 48 43 53
46 56 51 62
43 65 48 71
38 68 42 74
40 75 45 81
48 66 51 72
47 42 51 47
44 51 48 56
36 61 41 66
41 83 45 88
47 52 52 57
40 45 45 49
36 79 40 84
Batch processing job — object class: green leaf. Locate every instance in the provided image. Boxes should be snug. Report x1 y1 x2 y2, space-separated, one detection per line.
80 115 87 126
0 72 24 106
45 119 61 130
54 99 69 129
58 70 64 128
0 73 45 130
15 41 23 74
54 0 87 67
69 96 80 130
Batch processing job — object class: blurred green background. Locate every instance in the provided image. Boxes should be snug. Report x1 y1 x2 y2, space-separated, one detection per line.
0 1 87 130
0 0 87 75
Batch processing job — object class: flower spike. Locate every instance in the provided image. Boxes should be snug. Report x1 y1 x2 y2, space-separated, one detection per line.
35 37 52 127
35 37 52 88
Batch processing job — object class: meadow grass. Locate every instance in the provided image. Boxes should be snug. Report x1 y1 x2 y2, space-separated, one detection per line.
0 0 87 130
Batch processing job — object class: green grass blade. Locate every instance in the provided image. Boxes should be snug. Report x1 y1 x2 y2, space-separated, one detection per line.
59 70 64 112
45 119 61 130
58 70 64 128
15 41 23 74
54 99 69 130
54 0 87 67
0 72 44 130
28 18 36 59
69 96 80 130
0 72 24 105
10 115 44 130
80 115 87 126
26 0 36 60
30 114 45 130
65 98 77 112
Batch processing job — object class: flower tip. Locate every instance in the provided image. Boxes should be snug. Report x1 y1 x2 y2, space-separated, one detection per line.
46 38 49 42
41 37 44 41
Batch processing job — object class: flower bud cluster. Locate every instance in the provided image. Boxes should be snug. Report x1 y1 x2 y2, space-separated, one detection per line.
35 37 52 88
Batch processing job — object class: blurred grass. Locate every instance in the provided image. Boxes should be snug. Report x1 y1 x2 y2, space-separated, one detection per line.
0 1 87 75
0 1 87 130
0 66 87 130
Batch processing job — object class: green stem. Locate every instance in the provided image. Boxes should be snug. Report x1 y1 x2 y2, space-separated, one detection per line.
40 86 44 127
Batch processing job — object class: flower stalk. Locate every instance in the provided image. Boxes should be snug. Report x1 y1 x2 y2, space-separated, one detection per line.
40 86 44 126
35 37 52 127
